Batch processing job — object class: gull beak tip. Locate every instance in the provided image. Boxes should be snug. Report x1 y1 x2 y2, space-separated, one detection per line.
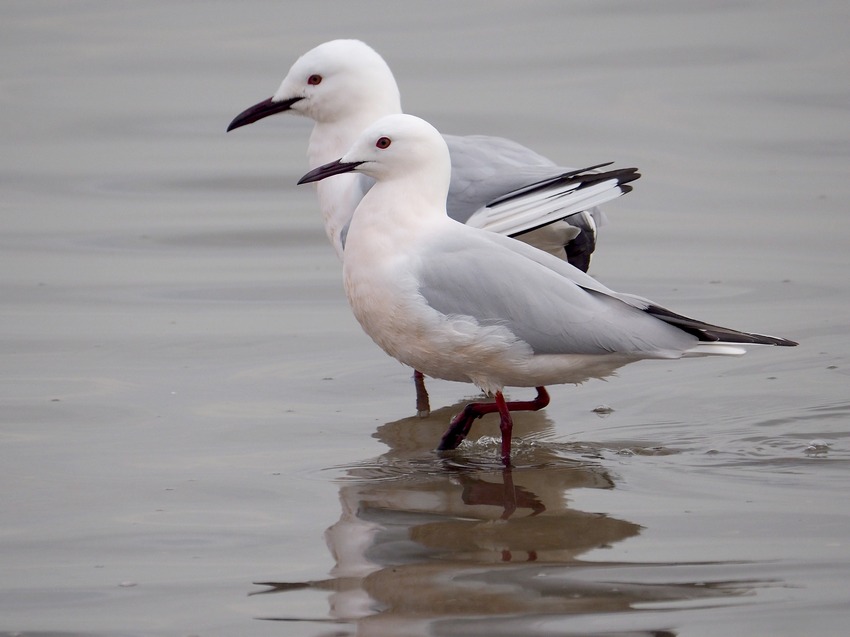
226 96 302 133
298 159 364 185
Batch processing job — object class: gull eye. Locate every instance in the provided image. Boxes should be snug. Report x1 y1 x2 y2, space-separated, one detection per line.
375 136 391 149
307 74 322 85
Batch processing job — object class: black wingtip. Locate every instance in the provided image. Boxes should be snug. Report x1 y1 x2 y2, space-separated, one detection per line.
645 303 798 346
487 164 641 209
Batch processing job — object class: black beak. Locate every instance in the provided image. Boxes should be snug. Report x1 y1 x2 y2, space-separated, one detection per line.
297 159 365 184
226 96 303 132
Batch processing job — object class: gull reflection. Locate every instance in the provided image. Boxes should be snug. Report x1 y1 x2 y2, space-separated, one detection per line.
254 399 756 633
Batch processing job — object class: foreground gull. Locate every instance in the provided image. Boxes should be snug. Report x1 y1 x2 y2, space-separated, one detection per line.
227 39 639 415
298 114 797 466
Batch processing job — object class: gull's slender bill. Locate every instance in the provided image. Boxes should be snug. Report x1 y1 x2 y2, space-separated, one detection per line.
298 159 364 184
227 96 303 132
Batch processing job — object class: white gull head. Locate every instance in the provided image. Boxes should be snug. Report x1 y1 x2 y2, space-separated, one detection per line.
275 39 401 124
227 39 401 131
299 114 452 211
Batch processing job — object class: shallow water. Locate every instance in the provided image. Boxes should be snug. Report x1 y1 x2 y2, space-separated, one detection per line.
2 1 849 635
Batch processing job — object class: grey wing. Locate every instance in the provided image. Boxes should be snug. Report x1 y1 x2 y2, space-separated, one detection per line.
464 163 636 237
443 134 637 271
416 229 696 357
444 134 564 224
475 232 797 347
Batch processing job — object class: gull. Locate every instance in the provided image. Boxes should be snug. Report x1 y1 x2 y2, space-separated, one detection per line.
297 114 797 466
226 39 639 415
227 39 637 265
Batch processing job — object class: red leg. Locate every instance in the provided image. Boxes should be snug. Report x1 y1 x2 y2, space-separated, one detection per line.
504 386 550 412
413 370 431 417
494 391 514 466
437 399 502 451
437 387 550 459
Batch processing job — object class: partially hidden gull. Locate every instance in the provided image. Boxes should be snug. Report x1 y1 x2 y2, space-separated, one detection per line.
227 39 639 415
298 114 797 466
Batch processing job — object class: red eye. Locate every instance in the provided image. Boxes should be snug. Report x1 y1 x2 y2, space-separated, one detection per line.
375 136 391 149
307 74 322 85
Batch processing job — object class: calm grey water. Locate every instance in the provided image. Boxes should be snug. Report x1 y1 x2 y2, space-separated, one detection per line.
2 1 849 636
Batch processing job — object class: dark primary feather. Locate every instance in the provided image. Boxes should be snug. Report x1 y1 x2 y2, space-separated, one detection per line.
644 303 798 346
487 163 640 208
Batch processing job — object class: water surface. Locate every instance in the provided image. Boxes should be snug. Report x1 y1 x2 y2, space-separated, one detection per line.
2 1 849 635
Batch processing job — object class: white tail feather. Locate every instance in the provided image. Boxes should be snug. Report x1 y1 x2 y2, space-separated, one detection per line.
465 178 626 236
684 343 747 357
